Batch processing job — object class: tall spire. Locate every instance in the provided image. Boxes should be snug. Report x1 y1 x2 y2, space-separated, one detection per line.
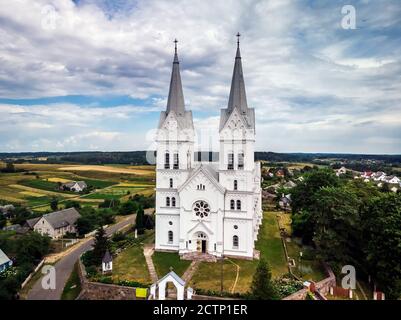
166 39 185 115
227 32 248 114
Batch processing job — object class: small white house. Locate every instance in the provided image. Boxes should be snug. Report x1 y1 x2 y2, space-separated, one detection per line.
372 172 386 181
336 166 347 176
385 176 400 184
61 181 87 192
102 250 113 273
0 249 12 273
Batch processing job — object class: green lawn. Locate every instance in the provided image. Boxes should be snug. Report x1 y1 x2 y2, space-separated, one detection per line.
256 211 288 277
19 179 61 192
61 262 82 300
190 211 289 294
152 252 191 277
84 179 117 189
285 240 326 282
112 244 152 284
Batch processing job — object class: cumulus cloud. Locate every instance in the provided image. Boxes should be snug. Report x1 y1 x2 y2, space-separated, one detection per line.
0 0 400 153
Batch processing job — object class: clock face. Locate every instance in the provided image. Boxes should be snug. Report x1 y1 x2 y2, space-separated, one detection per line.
193 200 210 218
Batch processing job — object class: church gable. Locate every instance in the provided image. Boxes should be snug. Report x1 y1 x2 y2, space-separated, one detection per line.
178 166 225 195
220 107 251 139
157 111 193 141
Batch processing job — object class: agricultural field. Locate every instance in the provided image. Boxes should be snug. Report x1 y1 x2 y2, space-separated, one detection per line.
0 162 155 211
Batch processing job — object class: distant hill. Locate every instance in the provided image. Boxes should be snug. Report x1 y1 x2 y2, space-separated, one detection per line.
0 151 400 165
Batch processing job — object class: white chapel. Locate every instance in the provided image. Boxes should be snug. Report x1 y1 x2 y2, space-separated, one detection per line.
155 35 262 259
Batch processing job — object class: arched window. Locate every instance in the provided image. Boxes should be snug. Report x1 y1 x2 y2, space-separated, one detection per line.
169 178 173 188
168 231 173 243
234 180 238 190
228 153 234 170
238 153 244 170
233 235 239 248
172 197 176 207
166 197 170 207
164 152 170 169
236 200 241 210
173 153 179 169
230 200 235 210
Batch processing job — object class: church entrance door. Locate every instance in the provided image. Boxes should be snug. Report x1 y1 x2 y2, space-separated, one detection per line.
201 240 207 253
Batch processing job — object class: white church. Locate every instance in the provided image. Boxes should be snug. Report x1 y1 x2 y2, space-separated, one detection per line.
155 35 262 260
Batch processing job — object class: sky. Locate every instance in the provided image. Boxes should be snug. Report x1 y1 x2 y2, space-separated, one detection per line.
0 0 400 154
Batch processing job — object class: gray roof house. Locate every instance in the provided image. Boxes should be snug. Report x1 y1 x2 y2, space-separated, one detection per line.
61 181 87 192
0 248 13 273
30 208 81 239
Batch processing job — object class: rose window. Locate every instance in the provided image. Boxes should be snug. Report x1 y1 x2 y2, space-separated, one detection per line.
193 201 210 218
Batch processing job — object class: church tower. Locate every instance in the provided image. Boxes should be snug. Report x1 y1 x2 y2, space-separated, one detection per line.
155 40 195 252
219 33 256 186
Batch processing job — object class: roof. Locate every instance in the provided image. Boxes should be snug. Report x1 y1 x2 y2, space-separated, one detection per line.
158 270 185 287
166 42 185 116
158 110 194 130
41 207 81 230
219 40 255 131
102 250 112 263
63 181 87 188
76 181 87 189
0 249 11 266
25 216 41 229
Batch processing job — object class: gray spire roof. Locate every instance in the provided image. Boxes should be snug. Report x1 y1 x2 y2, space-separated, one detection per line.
219 35 255 131
166 39 185 116
227 41 248 114
158 40 194 130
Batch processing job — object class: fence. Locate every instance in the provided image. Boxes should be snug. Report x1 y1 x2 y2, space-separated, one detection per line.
20 259 45 289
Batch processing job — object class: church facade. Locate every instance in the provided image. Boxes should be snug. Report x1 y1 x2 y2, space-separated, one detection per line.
154 37 262 259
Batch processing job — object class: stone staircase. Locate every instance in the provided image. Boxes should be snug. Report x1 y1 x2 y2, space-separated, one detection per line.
180 252 218 262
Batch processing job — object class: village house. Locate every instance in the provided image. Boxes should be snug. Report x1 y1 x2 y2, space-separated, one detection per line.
25 208 81 239
361 171 373 179
384 176 400 184
335 166 347 176
0 248 12 273
372 171 386 181
61 181 87 192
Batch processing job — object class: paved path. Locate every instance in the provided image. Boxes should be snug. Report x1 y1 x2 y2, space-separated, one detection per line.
26 214 135 300
182 260 200 283
143 244 158 283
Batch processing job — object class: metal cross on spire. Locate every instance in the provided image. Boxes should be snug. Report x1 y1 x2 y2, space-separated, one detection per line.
174 38 178 54
236 32 241 47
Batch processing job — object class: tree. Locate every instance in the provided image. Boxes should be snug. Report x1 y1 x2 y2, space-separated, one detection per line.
312 186 361 269
15 232 51 265
64 200 81 209
0 214 6 229
91 227 110 266
361 193 401 299
119 200 137 215
10 206 32 225
2 162 16 173
250 259 278 300
50 197 58 211
291 169 341 243
135 205 145 234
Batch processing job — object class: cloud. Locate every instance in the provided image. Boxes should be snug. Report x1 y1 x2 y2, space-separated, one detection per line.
0 0 400 153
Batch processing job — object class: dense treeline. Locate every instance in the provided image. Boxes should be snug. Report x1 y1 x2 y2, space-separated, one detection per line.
1 151 400 165
291 168 401 298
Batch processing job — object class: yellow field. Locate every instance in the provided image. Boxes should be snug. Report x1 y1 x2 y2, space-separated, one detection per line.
19 191 46 197
47 177 71 183
57 165 155 176
9 184 76 198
